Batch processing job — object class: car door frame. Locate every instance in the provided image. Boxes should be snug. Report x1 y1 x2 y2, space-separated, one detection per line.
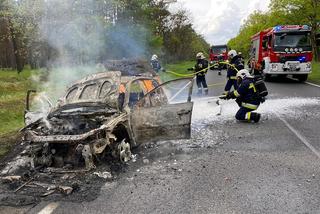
129 77 194 144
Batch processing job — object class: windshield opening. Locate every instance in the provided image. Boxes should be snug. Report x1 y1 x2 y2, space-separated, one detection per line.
99 81 112 98
66 87 78 103
79 84 98 100
274 33 311 47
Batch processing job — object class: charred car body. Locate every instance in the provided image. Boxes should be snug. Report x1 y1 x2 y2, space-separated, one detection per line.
22 63 194 170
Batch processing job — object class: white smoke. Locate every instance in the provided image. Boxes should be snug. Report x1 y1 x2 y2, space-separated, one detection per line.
30 0 153 109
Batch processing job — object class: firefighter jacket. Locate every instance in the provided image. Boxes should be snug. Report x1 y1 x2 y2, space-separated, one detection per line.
227 55 244 79
229 78 260 110
151 60 161 73
194 59 209 76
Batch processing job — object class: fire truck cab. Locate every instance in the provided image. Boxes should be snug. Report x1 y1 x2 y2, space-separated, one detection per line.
250 25 313 82
209 45 228 69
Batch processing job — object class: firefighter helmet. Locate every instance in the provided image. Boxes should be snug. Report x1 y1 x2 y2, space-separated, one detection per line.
236 69 252 79
196 52 205 59
151 54 158 61
228 50 237 58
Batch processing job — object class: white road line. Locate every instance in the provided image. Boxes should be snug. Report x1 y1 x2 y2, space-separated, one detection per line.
169 79 193 102
193 95 220 101
286 77 320 88
306 82 320 88
275 112 320 159
38 202 59 214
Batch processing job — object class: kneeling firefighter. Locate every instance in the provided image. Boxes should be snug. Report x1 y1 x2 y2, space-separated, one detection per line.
188 52 209 95
220 69 268 123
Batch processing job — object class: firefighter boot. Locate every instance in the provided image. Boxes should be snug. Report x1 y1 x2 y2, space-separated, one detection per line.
197 88 202 96
204 88 208 95
251 112 261 123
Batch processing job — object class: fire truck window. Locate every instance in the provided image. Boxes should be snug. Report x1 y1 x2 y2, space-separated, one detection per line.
262 38 268 49
250 44 256 58
251 39 259 60
267 35 272 46
275 33 311 47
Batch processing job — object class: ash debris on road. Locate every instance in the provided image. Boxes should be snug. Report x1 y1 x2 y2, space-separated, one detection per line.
0 140 185 207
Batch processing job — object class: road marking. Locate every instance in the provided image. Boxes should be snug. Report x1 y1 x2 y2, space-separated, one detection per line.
193 96 220 101
169 78 194 102
286 77 320 88
275 112 320 159
38 202 59 214
306 82 320 88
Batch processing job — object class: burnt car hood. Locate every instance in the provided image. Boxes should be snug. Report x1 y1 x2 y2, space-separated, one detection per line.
48 102 118 118
22 102 120 142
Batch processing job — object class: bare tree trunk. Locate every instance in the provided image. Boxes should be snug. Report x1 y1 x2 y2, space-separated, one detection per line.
311 0 319 61
7 18 24 72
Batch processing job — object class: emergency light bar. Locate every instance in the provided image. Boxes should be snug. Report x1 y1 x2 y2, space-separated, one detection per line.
273 25 311 32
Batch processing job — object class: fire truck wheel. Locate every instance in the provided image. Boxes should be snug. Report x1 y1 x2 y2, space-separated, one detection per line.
278 74 287 79
296 74 308 82
263 74 271 82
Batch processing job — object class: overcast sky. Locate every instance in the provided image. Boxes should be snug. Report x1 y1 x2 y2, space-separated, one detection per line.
169 0 271 45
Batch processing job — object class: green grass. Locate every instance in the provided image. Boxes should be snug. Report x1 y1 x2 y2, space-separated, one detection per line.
160 61 195 81
0 68 39 157
309 61 320 84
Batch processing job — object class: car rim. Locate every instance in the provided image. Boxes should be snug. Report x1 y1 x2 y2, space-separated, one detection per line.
118 140 132 163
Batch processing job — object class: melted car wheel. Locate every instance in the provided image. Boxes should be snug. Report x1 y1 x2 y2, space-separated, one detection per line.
118 139 132 163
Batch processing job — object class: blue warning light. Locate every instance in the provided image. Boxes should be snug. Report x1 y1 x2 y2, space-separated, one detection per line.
298 56 306 62
274 26 282 32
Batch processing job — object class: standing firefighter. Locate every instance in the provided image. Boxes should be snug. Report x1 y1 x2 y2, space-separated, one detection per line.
220 69 267 123
188 52 209 95
238 52 245 65
223 50 244 94
150 54 162 73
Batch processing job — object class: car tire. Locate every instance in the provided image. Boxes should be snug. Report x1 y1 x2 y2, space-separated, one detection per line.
117 139 132 163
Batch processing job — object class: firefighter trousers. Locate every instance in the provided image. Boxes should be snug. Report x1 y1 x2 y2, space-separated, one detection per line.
224 79 237 92
235 107 260 122
196 75 208 93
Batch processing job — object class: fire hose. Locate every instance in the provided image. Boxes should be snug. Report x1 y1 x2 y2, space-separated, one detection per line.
163 61 240 116
165 61 239 78
164 61 239 88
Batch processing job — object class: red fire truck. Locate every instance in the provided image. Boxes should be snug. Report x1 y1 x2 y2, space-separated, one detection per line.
250 25 313 82
209 45 228 69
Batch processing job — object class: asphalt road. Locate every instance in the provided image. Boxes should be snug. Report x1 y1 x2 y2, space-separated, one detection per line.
3 69 320 214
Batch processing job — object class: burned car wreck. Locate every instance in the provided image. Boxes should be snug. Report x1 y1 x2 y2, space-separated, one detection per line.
21 66 194 171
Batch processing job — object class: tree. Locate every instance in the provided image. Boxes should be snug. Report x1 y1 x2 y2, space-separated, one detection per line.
228 11 274 58
163 10 209 62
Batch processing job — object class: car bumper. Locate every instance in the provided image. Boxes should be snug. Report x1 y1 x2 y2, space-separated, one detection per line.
24 125 108 144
